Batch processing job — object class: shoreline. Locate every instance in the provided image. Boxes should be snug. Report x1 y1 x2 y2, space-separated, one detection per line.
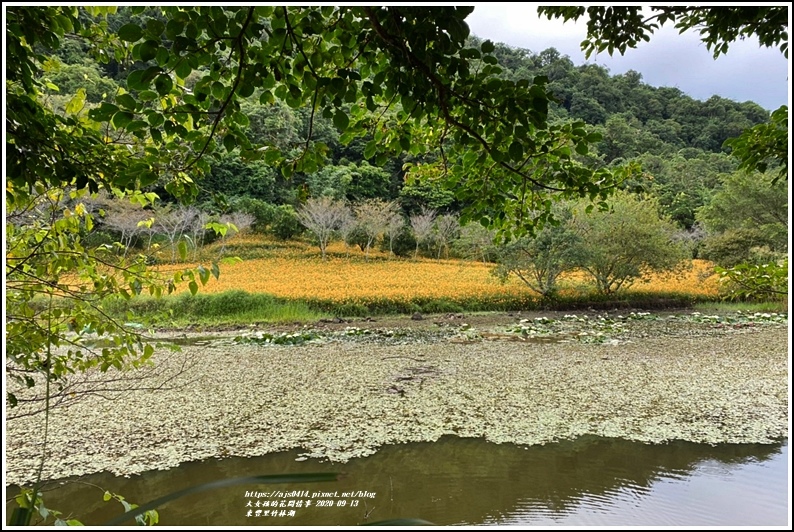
5 316 789 486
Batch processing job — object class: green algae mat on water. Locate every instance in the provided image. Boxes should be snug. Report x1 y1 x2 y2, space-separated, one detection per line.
5 311 788 485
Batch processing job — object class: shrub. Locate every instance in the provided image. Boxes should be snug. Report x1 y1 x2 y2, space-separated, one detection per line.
270 205 304 240
493 206 579 298
699 228 775 268
380 226 416 258
345 224 371 252
715 260 788 301
421 299 464 314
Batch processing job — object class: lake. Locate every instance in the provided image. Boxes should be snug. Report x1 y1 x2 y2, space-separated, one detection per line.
7 435 788 526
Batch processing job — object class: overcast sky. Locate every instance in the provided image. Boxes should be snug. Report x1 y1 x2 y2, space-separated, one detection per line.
466 4 790 111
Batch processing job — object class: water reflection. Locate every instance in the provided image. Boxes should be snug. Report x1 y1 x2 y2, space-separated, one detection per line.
6 436 788 526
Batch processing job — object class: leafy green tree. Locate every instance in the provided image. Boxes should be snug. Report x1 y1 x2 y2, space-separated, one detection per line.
640 151 735 230
493 205 581 298
696 171 788 266
568 192 689 294
697 171 788 235
723 105 788 183
270 204 304 240
698 228 774 268
305 164 352 200
44 59 120 103
399 174 458 215
202 151 278 203
599 113 665 161
344 161 393 202
305 161 392 202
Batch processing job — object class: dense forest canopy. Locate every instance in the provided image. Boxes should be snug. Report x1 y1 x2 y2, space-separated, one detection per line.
11 7 780 218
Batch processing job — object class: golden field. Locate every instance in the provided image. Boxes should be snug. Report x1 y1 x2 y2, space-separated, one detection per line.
157 236 721 306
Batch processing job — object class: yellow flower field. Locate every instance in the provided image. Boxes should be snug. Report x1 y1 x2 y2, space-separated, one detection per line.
159 237 721 305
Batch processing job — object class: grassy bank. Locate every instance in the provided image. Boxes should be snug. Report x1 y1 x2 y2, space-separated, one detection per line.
101 288 727 327
102 290 326 327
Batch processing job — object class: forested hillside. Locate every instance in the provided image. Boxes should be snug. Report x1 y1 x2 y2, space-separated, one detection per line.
36 6 785 269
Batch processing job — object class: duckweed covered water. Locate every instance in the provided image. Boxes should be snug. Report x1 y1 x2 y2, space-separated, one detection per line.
5 311 788 526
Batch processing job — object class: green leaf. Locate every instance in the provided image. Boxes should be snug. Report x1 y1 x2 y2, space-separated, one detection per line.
125 120 149 132
178 240 188 261
223 134 236 153
88 102 119 122
188 280 199 296
139 170 158 187
147 112 164 127
165 19 184 39
112 111 134 129
146 18 165 37
481 39 495 53
155 46 170 66
364 139 377 159
116 93 137 110
65 88 86 114
508 141 524 161
155 74 173 96
174 60 192 79
198 265 210 285
333 110 349 130
232 111 249 127
127 66 161 91
211 262 220 280
139 40 159 62
117 23 143 42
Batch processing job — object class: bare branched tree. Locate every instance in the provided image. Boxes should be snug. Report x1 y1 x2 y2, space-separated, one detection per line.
102 200 151 258
409 207 437 259
153 205 197 262
296 197 351 259
433 213 460 260
189 208 210 261
384 206 405 256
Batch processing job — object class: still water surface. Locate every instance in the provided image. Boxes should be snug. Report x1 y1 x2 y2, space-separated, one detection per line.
8 436 789 526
